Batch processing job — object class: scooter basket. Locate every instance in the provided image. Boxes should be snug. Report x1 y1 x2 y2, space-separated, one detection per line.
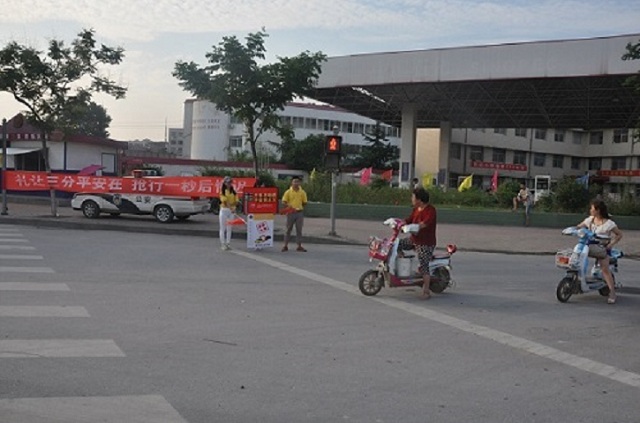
555 249 574 269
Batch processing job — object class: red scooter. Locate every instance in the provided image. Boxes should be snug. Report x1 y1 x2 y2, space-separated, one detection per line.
358 218 457 296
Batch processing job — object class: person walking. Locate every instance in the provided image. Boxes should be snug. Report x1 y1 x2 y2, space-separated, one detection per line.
218 176 238 251
281 176 308 252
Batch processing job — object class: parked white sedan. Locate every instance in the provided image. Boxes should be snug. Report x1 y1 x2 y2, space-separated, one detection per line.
71 192 210 223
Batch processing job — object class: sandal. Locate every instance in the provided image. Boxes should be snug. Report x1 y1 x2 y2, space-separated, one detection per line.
607 295 616 304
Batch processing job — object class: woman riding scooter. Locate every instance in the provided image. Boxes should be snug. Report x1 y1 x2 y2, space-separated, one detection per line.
398 188 437 299
575 199 623 304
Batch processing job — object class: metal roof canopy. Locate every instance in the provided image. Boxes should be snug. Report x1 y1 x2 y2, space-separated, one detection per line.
312 33 640 130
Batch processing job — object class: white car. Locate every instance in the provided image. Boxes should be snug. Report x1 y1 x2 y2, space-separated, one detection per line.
71 192 210 223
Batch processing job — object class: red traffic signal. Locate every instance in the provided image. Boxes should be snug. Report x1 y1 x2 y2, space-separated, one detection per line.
325 135 342 154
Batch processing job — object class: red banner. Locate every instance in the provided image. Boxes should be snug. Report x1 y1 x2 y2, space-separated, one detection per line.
598 169 640 177
4 171 255 198
243 187 279 214
470 161 527 171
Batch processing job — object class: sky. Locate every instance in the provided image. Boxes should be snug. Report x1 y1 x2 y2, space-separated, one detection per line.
0 0 638 142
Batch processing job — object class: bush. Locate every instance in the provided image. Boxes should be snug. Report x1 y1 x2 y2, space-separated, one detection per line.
552 177 591 213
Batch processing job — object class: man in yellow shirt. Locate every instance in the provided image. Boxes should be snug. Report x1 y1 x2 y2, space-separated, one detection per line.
281 176 308 252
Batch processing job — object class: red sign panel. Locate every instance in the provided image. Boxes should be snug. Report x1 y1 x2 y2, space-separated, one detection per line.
598 169 640 177
243 187 279 214
4 171 255 198
470 161 527 171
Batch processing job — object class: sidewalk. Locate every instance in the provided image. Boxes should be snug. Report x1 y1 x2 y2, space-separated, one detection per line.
1 199 640 257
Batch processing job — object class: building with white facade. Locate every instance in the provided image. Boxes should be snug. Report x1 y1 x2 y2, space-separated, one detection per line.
176 100 402 161
416 127 638 196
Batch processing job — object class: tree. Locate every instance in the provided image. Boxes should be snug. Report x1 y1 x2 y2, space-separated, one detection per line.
57 101 112 138
277 133 326 172
347 122 399 169
622 39 640 141
0 28 126 215
173 29 326 177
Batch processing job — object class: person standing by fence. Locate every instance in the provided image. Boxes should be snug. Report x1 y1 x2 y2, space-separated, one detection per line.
281 176 308 252
218 176 238 251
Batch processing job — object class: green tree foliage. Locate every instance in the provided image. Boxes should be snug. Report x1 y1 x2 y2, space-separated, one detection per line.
551 177 591 213
622 38 640 141
0 28 126 215
347 122 399 169
57 101 112 138
277 133 325 172
173 29 326 177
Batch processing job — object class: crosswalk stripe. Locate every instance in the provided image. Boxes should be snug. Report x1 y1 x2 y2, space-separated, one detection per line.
0 245 36 250
0 306 89 317
0 395 187 422
0 254 44 259
0 282 69 291
0 339 125 358
0 238 28 243
0 266 54 273
0 233 24 237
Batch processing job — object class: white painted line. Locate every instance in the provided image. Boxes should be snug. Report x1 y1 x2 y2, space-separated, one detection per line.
0 245 36 250
234 250 640 389
0 339 125 358
0 306 89 317
0 282 69 291
0 395 187 423
0 238 28 243
0 227 20 232
0 233 24 237
0 254 43 259
0 266 54 273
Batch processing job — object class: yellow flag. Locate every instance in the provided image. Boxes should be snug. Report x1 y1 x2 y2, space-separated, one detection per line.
422 173 433 188
458 174 473 192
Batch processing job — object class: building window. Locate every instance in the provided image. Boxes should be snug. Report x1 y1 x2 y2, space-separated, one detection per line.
572 132 583 145
588 157 602 170
470 146 483 161
492 148 506 163
449 143 462 160
305 118 317 130
515 128 527 137
229 136 243 148
513 150 526 165
552 154 564 168
571 157 581 170
533 153 546 167
493 128 507 135
554 130 565 142
534 129 547 140
589 131 603 145
613 129 629 143
611 156 627 170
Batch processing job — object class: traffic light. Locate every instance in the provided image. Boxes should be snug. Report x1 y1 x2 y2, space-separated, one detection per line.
325 135 342 154
324 135 342 170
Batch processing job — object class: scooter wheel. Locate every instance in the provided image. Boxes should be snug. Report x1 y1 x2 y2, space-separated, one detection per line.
430 267 450 294
556 276 575 303
358 270 383 296
598 286 610 297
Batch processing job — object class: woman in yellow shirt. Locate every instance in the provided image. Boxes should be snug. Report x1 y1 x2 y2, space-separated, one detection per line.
219 176 238 250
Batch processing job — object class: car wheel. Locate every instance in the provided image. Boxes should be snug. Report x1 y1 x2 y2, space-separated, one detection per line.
81 200 100 219
154 205 174 223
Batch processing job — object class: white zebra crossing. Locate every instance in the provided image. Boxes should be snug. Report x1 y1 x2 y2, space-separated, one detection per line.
0 227 187 422
0 395 188 423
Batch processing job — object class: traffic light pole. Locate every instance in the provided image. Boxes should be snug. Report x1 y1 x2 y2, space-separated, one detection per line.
329 170 337 236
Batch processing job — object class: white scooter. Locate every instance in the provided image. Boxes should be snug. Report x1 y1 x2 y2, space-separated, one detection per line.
555 226 623 303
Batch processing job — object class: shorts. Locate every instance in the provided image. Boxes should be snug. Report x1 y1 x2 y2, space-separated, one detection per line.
398 238 436 275
588 244 607 259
